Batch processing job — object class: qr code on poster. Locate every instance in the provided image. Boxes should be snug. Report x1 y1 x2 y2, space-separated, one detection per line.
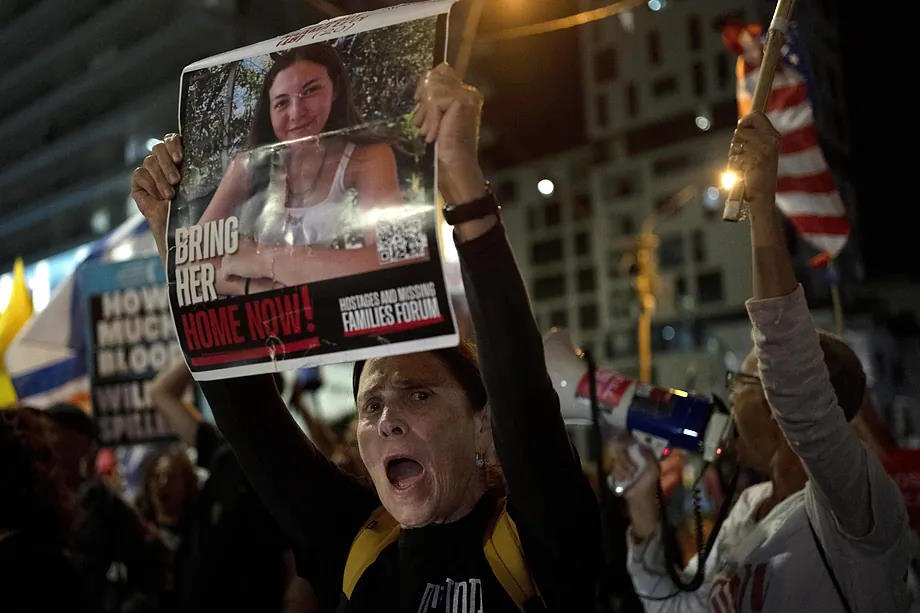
376 216 428 264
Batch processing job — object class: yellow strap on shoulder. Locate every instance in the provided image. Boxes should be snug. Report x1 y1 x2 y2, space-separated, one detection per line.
483 502 539 611
343 500 539 609
342 506 400 599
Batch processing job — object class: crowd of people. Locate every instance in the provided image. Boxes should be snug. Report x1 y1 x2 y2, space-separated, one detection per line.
1 57 913 613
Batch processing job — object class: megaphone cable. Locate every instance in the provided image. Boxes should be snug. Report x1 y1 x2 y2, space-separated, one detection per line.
636 463 739 600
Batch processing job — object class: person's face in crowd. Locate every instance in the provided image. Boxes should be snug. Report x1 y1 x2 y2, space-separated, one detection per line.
151 454 194 526
356 353 491 528
269 60 336 142
729 351 780 472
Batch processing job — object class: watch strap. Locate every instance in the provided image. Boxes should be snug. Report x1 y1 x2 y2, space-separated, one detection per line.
443 184 501 225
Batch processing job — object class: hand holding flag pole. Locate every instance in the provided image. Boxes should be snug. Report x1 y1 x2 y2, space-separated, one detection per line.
810 253 845 335
722 0 798 222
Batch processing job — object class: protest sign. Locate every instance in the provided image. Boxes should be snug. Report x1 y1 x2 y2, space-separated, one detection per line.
79 256 182 446
169 0 459 380
882 448 920 530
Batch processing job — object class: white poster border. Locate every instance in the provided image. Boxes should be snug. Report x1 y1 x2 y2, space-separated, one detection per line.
182 0 456 74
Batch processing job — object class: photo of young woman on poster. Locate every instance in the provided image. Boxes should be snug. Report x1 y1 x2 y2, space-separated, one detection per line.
143 6 457 379
194 43 425 297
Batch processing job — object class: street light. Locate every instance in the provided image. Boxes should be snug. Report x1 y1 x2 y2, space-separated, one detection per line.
537 178 555 197
704 186 721 210
662 325 676 341
91 209 111 235
720 170 739 191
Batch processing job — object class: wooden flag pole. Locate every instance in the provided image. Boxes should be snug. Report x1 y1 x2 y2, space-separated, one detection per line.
830 283 845 335
723 0 798 222
828 259 845 335
811 253 846 335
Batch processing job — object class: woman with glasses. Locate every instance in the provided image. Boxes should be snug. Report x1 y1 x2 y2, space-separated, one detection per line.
612 112 910 612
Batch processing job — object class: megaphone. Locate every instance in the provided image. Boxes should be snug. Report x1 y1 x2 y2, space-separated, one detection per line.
544 328 730 464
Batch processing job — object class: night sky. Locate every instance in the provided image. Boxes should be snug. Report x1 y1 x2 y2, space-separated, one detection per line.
831 7 912 280
462 0 587 168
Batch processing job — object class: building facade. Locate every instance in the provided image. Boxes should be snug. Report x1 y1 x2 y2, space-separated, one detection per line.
487 0 756 390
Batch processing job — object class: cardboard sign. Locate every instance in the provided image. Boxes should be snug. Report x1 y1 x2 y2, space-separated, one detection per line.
169 0 459 380
79 257 181 446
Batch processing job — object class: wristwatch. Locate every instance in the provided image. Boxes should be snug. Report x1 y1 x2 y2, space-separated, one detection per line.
442 182 501 225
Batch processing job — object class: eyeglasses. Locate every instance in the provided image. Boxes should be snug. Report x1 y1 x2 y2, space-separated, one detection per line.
724 370 761 392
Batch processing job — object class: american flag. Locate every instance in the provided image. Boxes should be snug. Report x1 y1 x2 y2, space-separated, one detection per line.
723 23 850 257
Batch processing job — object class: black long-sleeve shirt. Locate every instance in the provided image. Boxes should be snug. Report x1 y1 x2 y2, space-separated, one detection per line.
200 223 601 611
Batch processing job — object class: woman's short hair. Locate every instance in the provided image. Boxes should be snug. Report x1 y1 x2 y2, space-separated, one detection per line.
352 341 488 412
817 330 866 422
247 43 362 148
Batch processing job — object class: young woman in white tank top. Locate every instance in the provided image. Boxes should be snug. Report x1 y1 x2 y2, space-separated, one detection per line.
250 142 359 248
193 47 409 296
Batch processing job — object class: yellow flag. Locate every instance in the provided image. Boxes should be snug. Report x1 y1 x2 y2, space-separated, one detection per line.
0 258 34 407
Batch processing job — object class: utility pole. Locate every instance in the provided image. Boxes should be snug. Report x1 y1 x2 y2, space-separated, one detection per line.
634 185 697 384
636 223 659 384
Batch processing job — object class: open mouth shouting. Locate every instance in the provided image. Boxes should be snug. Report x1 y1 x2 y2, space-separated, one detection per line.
385 455 425 492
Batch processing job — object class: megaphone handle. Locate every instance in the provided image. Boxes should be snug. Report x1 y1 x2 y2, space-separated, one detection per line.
608 442 649 496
